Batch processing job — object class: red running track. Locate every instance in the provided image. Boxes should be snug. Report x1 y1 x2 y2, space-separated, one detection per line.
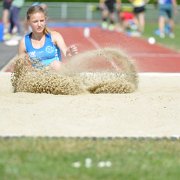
53 27 180 73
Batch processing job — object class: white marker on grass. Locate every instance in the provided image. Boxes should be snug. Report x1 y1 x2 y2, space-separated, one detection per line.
85 158 92 168
97 161 106 168
148 37 156 45
72 161 81 168
83 27 90 38
105 161 112 167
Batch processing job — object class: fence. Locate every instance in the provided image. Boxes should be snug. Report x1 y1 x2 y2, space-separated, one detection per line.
0 2 179 23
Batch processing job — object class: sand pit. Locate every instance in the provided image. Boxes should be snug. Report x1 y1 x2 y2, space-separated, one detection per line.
0 47 180 138
0 71 180 138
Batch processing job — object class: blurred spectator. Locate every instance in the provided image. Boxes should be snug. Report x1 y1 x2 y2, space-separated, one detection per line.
119 6 137 32
4 0 24 46
99 0 121 31
2 0 12 34
128 0 149 34
157 0 178 38
9 0 25 39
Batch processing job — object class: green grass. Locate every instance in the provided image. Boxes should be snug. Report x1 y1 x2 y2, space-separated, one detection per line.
143 23 180 51
0 138 180 180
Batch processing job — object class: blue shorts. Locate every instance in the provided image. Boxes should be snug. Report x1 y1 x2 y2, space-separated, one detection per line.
159 4 173 19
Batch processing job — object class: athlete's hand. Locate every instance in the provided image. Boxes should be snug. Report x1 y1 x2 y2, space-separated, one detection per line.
66 44 78 57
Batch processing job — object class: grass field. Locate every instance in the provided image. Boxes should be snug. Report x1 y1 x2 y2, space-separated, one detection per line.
143 23 180 51
0 138 180 179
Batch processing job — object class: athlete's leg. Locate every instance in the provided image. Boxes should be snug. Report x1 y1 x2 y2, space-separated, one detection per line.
138 12 145 33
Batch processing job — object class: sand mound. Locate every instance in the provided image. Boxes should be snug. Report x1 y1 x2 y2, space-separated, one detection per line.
11 47 138 95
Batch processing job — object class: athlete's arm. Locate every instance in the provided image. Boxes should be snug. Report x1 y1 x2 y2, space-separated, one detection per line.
51 31 68 57
18 37 33 67
51 31 78 58
18 37 26 55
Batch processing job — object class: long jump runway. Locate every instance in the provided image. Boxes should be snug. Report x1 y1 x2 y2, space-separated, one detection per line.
54 27 180 73
0 26 180 138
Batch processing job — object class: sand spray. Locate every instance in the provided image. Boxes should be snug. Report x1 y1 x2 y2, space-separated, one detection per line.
11 47 138 95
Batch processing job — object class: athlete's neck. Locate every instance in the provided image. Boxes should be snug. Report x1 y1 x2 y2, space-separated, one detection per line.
32 33 44 41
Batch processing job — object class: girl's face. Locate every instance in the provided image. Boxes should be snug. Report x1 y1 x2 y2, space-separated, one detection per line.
28 12 46 34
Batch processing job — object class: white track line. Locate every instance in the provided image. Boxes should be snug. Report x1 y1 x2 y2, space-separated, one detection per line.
87 36 180 59
87 37 120 71
87 37 99 49
131 53 180 58
86 36 180 74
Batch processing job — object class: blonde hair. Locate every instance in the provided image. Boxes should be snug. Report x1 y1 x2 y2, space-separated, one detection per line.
27 5 49 34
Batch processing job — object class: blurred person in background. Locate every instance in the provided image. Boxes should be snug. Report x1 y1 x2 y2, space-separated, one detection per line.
8 0 25 40
2 0 12 34
4 0 24 45
157 0 178 38
118 6 137 33
99 0 121 31
128 0 149 34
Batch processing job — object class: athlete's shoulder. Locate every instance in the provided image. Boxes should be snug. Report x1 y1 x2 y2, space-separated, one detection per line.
50 30 61 36
50 31 63 41
19 36 27 54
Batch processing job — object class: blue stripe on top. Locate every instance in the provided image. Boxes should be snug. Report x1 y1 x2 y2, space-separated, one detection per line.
158 0 172 4
25 33 61 67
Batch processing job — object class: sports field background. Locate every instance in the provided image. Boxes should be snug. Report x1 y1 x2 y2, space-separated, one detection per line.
0 2 180 22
